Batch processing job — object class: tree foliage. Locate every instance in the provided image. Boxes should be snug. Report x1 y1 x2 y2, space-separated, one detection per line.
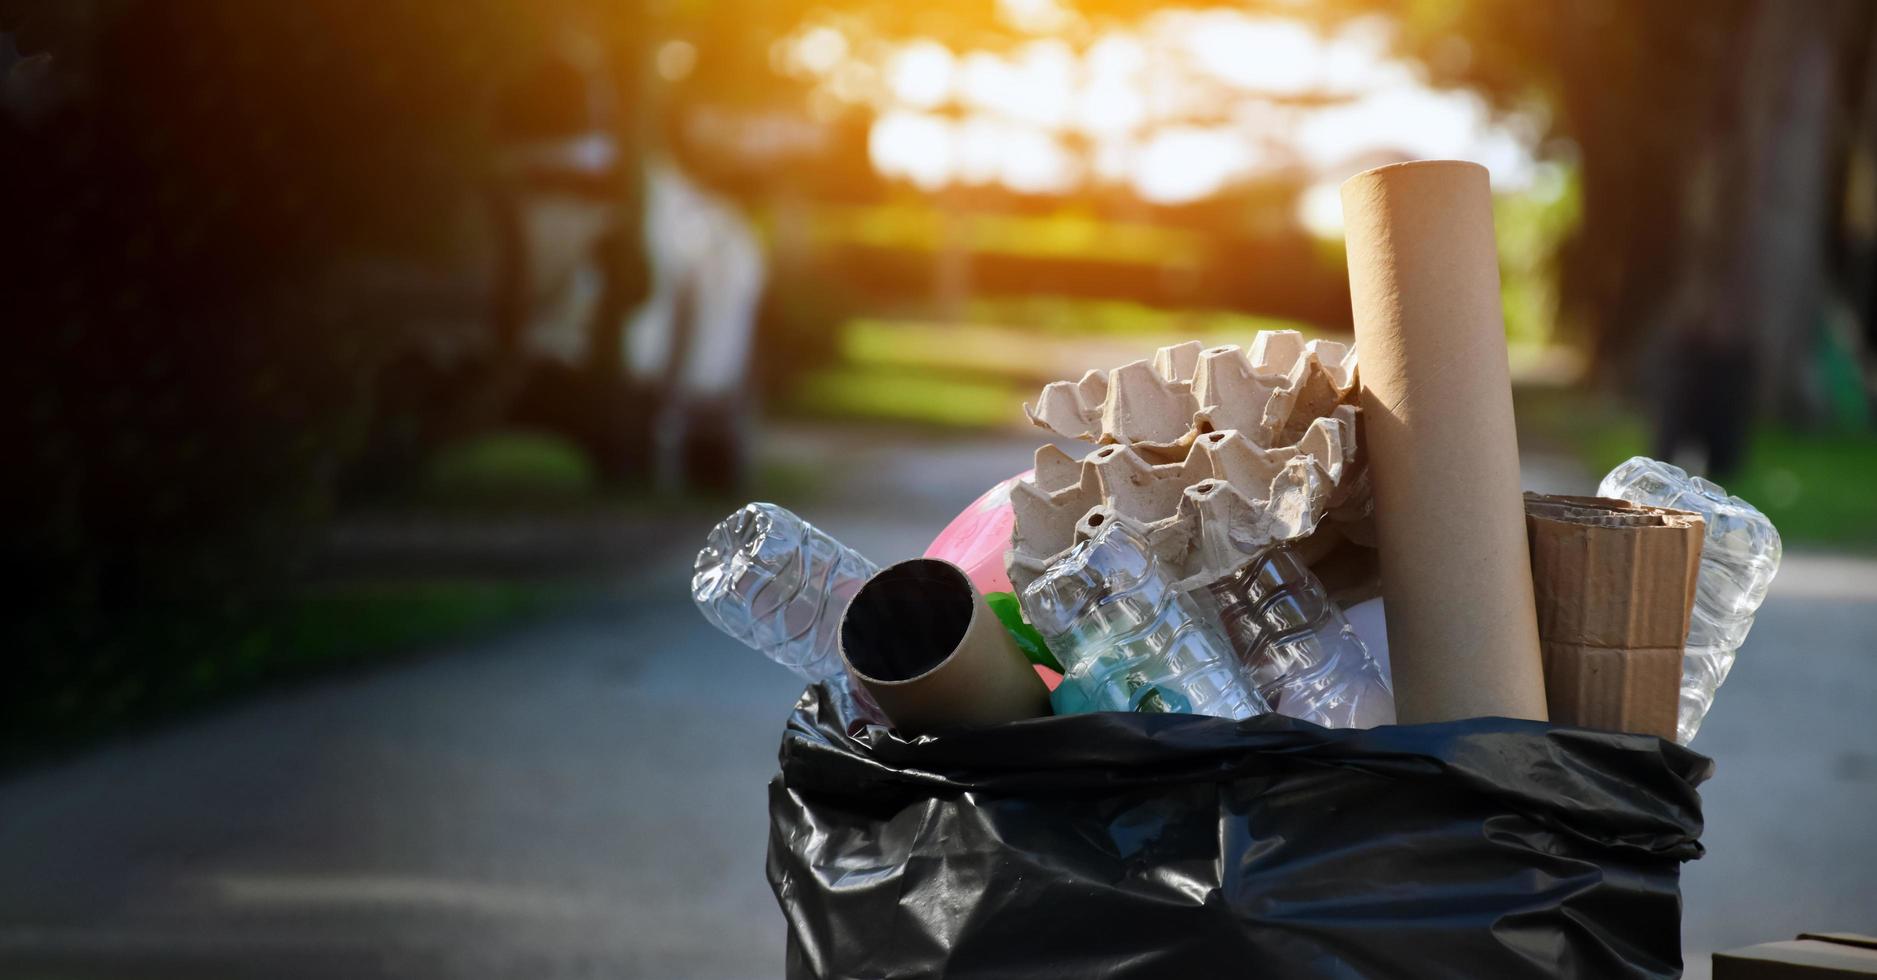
0 0 630 738
1372 0 1877 423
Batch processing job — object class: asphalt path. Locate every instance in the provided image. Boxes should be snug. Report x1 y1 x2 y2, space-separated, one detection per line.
1 427 1871 978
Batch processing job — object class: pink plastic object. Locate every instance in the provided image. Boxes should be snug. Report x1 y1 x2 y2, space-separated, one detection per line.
926 470 1031 597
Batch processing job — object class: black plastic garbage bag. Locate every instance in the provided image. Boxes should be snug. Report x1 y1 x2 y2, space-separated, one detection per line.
768 684 1712 979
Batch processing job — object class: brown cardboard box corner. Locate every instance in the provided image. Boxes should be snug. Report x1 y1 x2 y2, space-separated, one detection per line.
1523 494 1703 740
1713 933 1877 978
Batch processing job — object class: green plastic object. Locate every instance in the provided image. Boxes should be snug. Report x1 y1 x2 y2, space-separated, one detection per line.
985 591 1062 673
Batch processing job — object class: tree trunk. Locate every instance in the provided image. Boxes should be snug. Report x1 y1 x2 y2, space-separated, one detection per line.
1727 0 1848 423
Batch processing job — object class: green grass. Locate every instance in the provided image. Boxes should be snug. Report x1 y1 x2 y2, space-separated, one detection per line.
802 202 1208 267
778 307 1334 430
1717 431 1877 548
1517 386 1877 550
421 429 598 507
783 366 1031 429
243 579 576 676
837 316 1325 378
959 296 1320 339
5 579 579 765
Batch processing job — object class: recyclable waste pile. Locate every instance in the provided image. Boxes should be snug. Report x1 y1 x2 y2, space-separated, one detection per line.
689 328 1400 734
689 339 1780 742
689 163 1779 747
1009 333 1392 727
694 160 1774 979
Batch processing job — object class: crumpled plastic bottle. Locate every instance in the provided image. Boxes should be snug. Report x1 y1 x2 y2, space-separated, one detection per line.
692 502 882 721
1203 544 1395 729
1020 516 1270 720
1598 456 1781 744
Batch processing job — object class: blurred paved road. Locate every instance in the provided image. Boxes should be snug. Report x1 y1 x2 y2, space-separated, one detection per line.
0 425 1872 978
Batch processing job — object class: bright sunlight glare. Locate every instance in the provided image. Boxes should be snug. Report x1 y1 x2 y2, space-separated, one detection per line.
1179 13 1321 95
1135 127 1253 205
870 111 952 191
853 9 1537 210
887 41 955 109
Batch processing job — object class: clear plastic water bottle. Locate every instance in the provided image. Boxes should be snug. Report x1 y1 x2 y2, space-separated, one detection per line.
1020 516 1270 720
692 503 881 718
1598 457 1782 744
1205 545 1396 729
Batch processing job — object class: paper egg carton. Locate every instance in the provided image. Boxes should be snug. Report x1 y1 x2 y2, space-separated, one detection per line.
1007 411 1358 594
1024 333 1360 461
1009 330 1376 600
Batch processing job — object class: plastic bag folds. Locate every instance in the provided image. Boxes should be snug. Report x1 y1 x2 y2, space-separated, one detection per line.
767 684 1712 979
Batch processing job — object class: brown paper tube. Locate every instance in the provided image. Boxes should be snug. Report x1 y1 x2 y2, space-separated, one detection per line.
839 558 1049 734
1340 160 1548 723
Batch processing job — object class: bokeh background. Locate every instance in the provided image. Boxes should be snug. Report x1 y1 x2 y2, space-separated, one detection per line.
3 1 1874 978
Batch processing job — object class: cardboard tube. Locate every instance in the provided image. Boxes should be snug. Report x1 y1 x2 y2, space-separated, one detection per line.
840 558 1049 734
1340 160 1548 723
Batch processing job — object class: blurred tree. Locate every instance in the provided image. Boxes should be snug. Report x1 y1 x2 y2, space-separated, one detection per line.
670 0 1877 450
651 0 1374 381
1356 0 1877 459
0 0 633 740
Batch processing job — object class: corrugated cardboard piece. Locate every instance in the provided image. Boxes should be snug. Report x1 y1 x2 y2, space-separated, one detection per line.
1341 160 1548 723
1714 933 1877 979
1524 494 1703 740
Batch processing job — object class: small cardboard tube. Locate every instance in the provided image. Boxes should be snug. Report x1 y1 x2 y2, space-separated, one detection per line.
840 558 1050 734
1340 160 1548 723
